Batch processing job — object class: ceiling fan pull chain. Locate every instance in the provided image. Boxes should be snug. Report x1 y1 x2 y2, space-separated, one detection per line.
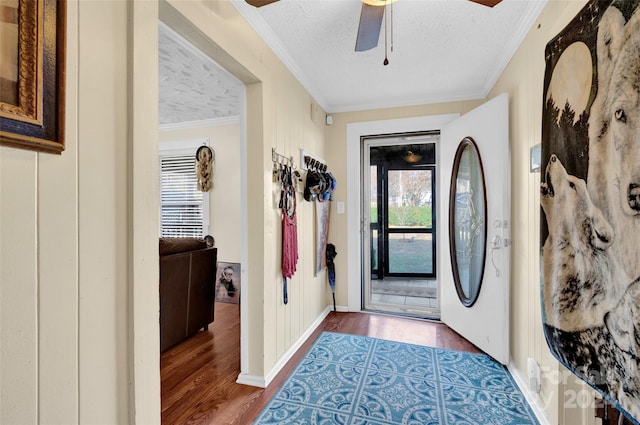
390 1 394 53
383 2 389 65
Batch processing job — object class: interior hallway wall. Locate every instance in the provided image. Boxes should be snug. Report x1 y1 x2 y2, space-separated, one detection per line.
0 1 141 423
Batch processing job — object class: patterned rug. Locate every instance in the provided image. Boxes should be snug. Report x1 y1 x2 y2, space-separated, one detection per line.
254 332 538 425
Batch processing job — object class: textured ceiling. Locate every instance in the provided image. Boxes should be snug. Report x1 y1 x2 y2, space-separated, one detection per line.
158 22 243 126
158 0 547 125
231 0 546 113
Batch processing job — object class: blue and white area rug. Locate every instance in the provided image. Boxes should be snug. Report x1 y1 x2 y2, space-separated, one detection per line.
254 332 538 425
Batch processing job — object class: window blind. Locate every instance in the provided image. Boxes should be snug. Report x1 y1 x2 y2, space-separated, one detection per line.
159 153 206 238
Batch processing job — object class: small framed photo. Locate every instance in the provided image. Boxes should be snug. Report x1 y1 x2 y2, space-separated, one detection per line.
215 262 240 304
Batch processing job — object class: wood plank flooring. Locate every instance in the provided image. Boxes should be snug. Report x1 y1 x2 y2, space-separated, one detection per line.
160 302 481 425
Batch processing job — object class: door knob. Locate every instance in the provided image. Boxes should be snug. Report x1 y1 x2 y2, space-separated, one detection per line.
490 235 501 277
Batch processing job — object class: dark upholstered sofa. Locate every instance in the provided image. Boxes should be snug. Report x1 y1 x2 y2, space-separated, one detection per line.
159 237 217 352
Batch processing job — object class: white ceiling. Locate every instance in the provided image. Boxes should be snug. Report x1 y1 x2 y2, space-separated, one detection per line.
158 0 547 126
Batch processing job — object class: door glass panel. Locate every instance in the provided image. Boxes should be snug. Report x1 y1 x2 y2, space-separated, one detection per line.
449 137 487 307
370 166 378 223
388 233 433 274
370 165 379 276
387 170 433 229
386 168 434 277
371 228 378 271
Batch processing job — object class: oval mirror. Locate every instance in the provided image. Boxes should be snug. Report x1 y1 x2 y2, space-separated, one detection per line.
449 137 487 307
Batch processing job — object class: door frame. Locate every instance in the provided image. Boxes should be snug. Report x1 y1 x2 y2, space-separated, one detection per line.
346 114 459 311
158 0 263 389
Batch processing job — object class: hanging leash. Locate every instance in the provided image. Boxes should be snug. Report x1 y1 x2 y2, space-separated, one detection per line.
280 164 298 304
283 277 288 305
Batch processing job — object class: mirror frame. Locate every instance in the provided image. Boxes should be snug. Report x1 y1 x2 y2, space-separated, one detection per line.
448 137 488 307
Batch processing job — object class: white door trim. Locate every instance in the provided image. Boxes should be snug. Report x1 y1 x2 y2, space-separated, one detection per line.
346 114 459 312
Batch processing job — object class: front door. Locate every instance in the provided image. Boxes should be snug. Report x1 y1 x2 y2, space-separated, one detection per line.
439 93 510 365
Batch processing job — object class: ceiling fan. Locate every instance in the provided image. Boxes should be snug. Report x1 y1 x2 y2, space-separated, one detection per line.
245 0 503 52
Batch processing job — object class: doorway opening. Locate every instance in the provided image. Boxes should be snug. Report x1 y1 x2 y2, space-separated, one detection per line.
157 17 247 419
362 132 439 318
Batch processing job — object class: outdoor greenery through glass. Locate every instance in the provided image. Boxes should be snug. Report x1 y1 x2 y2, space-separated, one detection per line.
387 169 433 274
368 143 437 278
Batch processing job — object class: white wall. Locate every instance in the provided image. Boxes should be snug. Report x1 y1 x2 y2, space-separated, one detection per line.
0 0 151 423
78 2 132 421
160 122 243 263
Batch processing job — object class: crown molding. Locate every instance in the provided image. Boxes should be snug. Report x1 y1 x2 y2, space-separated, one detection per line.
229 0 330 112
328 90 487 114
159 116 240 132
481 0 547 96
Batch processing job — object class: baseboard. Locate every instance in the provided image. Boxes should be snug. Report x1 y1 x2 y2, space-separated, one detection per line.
235 372 266 388
235 304 339 388
262 305 333 386
333 304 350 312
235 304 352 388
508 361 551 425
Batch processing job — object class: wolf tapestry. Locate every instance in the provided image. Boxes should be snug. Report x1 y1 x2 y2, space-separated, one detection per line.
541 1 640 422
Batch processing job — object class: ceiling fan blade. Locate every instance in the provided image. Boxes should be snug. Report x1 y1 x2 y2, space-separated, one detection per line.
245 0 279 7
468 0 503 7
355 3 385 52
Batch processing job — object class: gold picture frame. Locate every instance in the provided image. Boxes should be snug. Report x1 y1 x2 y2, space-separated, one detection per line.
0 0 66 154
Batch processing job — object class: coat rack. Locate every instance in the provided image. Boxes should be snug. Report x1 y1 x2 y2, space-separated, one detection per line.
300 148 327 172
272 148 295 169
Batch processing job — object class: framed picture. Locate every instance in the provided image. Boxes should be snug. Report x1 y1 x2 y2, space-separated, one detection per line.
215 262 240 304
0 0 66 154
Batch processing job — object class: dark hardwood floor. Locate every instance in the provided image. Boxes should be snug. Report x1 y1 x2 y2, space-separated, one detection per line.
160 302 481 425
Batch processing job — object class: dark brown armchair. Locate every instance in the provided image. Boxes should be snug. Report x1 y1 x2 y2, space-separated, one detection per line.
159 238 217 352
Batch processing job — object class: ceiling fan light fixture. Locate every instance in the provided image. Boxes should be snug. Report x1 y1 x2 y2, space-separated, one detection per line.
361 0 397 7
245 0 279 7
404 151 422 164
468 0 503 7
